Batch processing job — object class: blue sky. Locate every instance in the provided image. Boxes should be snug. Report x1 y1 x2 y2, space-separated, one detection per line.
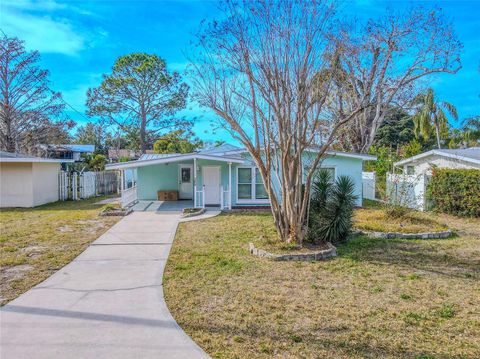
1 0 479 143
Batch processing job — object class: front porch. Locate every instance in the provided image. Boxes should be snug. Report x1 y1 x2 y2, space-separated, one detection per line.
116 154 244 210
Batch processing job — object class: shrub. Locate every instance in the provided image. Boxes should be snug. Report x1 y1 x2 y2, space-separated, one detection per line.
427 168 480 217
309 171 358 244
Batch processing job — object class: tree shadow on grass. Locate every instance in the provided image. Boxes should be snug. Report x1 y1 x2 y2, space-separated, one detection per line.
337 235 480 280
186 320 445 359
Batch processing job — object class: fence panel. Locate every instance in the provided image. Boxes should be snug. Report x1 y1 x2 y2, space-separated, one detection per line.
58 172 69 201
362 172 376 200
80 172 96 199
386 173 427 211
59 171 119 201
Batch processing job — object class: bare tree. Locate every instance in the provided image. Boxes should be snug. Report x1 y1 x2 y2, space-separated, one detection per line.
333 7 462 153
86 54 190 154
191 0 364 244
0 36 66 153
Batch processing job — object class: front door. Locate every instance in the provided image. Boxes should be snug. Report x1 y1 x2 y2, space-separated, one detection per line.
178 164 193 199
203 166 220 205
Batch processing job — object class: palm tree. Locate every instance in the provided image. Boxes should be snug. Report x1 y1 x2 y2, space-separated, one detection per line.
462 116 480 144
412 88 458 149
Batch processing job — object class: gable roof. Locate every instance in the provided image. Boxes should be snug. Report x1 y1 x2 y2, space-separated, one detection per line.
0 151 74 163
106 144 376 170
394 147 480 167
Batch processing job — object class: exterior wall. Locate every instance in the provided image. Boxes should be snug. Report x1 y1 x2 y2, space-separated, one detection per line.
137 162 188 200
32 163 61 206
316 155 364 207
231 153 364 207
135 153 365 207
404 155 480 175
0 163 34 207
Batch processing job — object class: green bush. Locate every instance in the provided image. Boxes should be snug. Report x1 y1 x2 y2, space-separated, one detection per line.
427 168 480 217
309 170 358 244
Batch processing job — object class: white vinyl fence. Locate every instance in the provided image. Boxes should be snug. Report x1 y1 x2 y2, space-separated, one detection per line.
386 173 430 211
362 172 376 200
59 171 119 201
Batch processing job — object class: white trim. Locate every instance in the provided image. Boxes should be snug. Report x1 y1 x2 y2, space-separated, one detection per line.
202 165 221 205
105 153 244 170
394 149 480 167
320 166 337 182
236 166 270 204
223 148 376 161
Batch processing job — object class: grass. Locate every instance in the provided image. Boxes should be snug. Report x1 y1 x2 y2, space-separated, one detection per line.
0 197 121 305
164 211 480 359
354 200 448 233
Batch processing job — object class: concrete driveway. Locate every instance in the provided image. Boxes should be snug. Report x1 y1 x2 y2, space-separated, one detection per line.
0 212 210 359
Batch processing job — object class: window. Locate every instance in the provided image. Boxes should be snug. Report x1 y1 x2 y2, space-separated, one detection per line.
304 166 336 184
255 169 268 199
321 167 336 183
181 168 191 183
238 168 252 199
237 167 269 202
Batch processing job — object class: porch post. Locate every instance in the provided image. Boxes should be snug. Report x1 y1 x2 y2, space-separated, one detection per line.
228 162 232 210
193 157 197 207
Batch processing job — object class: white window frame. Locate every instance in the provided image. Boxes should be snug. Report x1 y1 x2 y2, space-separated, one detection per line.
319 166 336 183
304 165 337 184
236 166 270 204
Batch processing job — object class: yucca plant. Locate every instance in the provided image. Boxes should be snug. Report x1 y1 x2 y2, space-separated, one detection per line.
309 173 357 244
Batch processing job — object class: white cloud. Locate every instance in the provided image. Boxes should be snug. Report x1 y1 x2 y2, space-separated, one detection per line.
0 0 98 55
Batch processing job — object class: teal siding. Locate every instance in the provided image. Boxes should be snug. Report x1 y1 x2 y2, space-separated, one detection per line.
231 153 364 207
135 153 364 206
137 162 191 200
319 156 363 206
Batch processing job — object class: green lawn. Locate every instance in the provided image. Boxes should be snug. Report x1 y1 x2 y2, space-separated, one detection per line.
164 212 480 358
0 198 120 305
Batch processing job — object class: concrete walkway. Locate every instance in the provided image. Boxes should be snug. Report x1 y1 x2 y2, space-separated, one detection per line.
0 212 211 359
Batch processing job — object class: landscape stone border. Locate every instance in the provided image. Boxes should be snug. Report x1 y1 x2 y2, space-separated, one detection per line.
356 229 452 239
249 242 337 261
100 208 132 217
181 208 206 218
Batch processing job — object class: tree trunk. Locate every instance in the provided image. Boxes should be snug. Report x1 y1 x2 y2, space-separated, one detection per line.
140 109 147 154
435 118 442 149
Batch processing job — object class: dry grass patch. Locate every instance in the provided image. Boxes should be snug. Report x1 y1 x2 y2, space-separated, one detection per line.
164 212 480 359
0 198 120 304
354 201 448 233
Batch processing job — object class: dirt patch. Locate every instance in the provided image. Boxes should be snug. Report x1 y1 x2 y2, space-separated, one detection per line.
3 264 33 280
20 245 46 259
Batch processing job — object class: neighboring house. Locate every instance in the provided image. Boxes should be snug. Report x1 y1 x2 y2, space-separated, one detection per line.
108 149 139 162
106 144 376 209
38 144 95 161
0 151 73 208
395 147 480 175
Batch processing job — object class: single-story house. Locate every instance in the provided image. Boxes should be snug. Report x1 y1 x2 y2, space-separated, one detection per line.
395 147 480 175
106 144 376 209
0 151 73 208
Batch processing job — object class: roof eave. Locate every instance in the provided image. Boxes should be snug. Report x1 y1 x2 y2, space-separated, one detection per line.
0 158 74 163
105 153 245 170
394 150 480 167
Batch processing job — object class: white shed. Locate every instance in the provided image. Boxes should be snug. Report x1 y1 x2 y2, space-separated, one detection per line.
0 151 73 208
394 147 480 175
